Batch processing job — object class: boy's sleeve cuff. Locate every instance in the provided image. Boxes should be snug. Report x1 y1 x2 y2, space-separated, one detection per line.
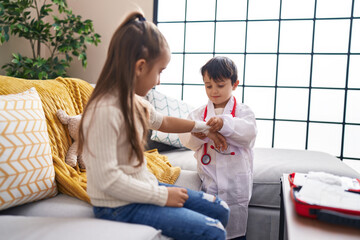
219 114 234 137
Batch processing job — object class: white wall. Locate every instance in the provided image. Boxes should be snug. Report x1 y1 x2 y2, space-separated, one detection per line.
0 0 154 84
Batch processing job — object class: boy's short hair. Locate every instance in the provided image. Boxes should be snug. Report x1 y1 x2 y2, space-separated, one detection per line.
201 56 238 85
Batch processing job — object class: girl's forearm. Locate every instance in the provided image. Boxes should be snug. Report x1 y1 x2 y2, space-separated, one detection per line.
158 116 195 133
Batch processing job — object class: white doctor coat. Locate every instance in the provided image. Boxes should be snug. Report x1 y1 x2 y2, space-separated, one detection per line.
179 96 257 238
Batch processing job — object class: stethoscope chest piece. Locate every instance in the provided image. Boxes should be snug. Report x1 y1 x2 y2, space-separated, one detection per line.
201 154 211 165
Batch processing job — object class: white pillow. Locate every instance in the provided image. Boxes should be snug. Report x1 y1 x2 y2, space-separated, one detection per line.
145 89 194 148
0 88 57 210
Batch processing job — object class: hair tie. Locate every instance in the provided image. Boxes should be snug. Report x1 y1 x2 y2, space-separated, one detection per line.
139 16 146 21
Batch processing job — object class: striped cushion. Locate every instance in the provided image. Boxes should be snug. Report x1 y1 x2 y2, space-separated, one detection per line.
0 88 57 210
145 89 194 148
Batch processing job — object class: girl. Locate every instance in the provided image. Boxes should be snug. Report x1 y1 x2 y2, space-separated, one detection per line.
78 12 229 240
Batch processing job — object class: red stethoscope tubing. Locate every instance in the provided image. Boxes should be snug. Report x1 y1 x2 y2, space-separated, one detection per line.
210 145 235 155
201 96 236 165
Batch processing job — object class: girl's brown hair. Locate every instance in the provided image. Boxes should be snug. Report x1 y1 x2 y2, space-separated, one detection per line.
78 11 169 166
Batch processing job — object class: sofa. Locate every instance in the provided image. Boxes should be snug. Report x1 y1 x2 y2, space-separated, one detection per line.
1 76 359 240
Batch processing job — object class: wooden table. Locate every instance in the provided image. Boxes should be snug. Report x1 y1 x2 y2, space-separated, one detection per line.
279 173 360 240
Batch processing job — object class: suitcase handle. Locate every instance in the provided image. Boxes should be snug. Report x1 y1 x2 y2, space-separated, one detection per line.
310 209 360 228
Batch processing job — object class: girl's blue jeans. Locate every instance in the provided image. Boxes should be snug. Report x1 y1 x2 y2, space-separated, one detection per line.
93 183 230 240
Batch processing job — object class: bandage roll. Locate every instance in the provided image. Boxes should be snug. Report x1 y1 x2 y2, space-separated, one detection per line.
191 121 210 135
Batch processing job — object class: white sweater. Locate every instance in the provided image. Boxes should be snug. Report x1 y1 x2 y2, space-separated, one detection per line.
82 93 168 208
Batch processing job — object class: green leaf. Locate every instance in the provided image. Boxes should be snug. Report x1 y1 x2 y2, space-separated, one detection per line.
72 50 79 56
23 11 31 17
0 3 4 14
53 24 60 31
25 58 33 64
16 24 23 31
24 69 33 76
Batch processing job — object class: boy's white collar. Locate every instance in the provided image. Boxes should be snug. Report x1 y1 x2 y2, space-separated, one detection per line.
205 96 235 120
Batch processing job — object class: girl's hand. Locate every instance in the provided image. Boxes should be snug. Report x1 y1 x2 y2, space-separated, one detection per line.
192 132 207 139
206 117 224 132
166 187 189 207
207 132 227 151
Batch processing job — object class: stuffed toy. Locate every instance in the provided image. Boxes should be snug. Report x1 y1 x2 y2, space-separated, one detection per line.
56 109 85 169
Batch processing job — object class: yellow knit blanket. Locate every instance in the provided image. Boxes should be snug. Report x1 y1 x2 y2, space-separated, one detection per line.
0 75 180 203
145 149 180 185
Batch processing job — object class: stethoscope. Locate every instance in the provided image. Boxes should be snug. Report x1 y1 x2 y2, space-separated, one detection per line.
201 96 236 165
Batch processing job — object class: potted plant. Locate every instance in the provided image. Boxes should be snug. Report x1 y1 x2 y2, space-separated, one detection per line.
0 0 101 79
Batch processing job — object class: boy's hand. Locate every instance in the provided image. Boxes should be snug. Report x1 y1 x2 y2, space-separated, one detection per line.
166 187 189 207
192 132 207 139
207 132 227 151
206 117 224 132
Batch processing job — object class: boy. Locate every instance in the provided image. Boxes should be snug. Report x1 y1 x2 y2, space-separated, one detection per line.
179 56 257 240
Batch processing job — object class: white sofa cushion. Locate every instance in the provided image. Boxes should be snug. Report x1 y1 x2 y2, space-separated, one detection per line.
0 215 164 240
174 170 201 191
163 149 197 171
0 193 93 218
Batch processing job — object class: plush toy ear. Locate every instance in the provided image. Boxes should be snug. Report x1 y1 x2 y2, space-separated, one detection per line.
56 109 70 125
